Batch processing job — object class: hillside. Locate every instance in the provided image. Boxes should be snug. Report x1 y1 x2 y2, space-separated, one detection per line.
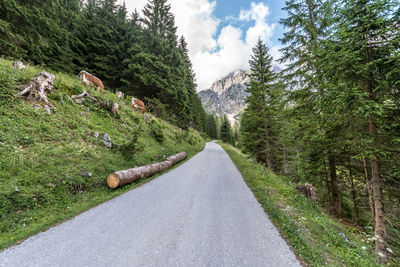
0 58 205 249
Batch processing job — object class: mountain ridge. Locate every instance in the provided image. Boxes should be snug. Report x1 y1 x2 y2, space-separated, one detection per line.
198 70 251 124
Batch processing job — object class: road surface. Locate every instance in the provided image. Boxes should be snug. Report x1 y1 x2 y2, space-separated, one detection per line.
0 142 300 267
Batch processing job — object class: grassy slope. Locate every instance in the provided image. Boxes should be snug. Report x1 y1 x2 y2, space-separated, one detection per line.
0 58 205 249
220 143 381 267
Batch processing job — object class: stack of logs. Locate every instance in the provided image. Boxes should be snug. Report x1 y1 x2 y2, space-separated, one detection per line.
107 151 187 189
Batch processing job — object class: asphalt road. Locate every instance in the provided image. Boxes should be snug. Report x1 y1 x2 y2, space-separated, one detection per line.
0 142 300 267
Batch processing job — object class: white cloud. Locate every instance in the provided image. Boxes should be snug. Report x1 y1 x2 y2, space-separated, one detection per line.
122 1 280 91
242 3 275 47
239 2 269 22
172 0 219 56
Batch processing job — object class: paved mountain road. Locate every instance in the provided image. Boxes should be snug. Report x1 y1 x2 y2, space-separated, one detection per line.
0 142 300 267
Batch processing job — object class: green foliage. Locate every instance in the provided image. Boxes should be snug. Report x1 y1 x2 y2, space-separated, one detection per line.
149 119 165 143
205 113 218 139
220 116 234 145
276 0 400 263
118 126 144 155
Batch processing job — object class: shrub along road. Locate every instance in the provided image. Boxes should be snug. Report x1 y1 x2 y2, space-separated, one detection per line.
0 142 300 267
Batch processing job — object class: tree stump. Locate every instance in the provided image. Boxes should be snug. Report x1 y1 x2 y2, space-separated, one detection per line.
15 72 56 110
111 103 119 114
107 151 187 188
295 183 318 201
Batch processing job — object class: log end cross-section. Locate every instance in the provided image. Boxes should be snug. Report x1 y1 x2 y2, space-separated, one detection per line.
107 173 121 189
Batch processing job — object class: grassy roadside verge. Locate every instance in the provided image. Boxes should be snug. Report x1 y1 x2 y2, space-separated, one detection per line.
219 143 380 266
0 58 205 250
0 144 204 251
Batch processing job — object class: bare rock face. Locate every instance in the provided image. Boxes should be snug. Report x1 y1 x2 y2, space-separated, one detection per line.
15 72 56 112
198 70 251 124
198 65 282 124
12 61 25 70
208 70 251 95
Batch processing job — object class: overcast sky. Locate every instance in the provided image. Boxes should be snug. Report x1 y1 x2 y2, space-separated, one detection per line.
122 0 286 91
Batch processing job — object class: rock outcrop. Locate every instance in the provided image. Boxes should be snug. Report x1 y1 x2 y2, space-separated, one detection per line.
198 70 251 124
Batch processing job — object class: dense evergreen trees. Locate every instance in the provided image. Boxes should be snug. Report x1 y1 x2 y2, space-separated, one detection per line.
317 0 400 258
239 0 399 261
0 0 209 132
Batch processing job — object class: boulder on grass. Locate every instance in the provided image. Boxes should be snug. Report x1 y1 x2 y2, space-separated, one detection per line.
13 61 25 70
295 183 318 202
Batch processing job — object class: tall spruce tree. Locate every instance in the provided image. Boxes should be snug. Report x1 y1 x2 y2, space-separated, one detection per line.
74 0 129 89
220 116 234 145
279 0 344 216
241 39 280 170
178 36 206 130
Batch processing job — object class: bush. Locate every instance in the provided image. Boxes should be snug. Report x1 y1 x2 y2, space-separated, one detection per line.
119 128 143 154
149 119 165 143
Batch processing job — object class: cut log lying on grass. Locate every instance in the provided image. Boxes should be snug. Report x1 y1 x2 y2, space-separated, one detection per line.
107 151 187 189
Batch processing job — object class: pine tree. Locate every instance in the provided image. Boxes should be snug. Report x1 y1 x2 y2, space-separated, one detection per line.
178 36 206 130
280 0 344 216
240 39 280 170
205 114 218 139
124 0 193 128
142 0 177 47
220 116 234 145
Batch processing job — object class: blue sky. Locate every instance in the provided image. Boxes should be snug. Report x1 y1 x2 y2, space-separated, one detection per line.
213 0 286 45
124 0 287 91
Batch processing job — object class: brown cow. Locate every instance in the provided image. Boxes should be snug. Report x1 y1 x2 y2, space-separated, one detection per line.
131 97 146 113
78 70 104 92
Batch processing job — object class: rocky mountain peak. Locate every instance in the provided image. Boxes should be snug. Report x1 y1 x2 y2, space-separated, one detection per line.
198 70 251 124
209 70 251 96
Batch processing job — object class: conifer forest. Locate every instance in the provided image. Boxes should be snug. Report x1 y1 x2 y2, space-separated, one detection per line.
240 1 399 262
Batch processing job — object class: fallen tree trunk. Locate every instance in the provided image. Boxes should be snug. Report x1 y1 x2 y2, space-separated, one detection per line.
107 151 187 189
71 90 98 104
